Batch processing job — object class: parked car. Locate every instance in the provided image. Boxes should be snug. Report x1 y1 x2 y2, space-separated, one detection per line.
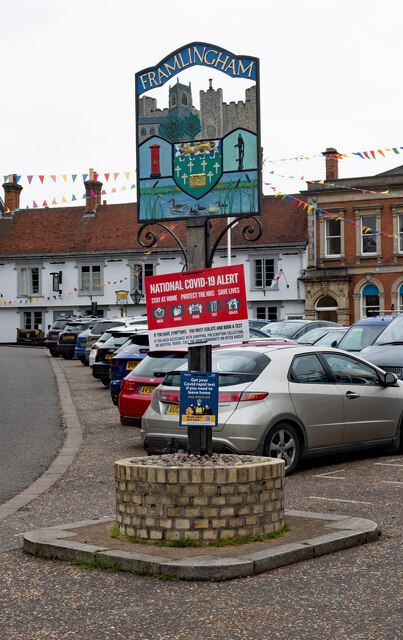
360 314 403 378
262 319 340 340
85 316 148 364
296 325 348 345
110 341 150 405
141 344 402 473
44 317 75 356
336 315 396 353
75 327 92 365
57 318 97 359
118 338 297 426
248 318 271 329
119 349 190 426
310 327 349 347
92 328 149 387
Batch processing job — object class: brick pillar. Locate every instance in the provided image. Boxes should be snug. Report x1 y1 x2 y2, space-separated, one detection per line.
2 175 23 212
84 168 103 212
322 147 339 181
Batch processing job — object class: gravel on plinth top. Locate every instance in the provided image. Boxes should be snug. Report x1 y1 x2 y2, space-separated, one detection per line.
127 453 274 467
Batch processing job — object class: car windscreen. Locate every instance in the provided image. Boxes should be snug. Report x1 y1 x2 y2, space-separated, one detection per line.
63 322 91 332
338 325 388 351
132 352 188 377
164 350 271 387
91 320 125 334
51 320 69 330
116 338 149 354
373 316 403 345
265 321 305 338
101 334 132 349
296 327 330 344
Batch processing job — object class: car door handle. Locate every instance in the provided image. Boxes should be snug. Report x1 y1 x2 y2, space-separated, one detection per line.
345 391 360 399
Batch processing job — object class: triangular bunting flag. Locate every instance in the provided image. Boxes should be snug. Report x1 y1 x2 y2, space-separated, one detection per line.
52 198 57 205
114 173 119 180
42 200 48 207
15 175 21 183
39 176 45 183
62 196 67 203
104 173 110 181
72 175 77 182
125 172 130 180
27 175 33 184
33 201 38 208
72 194 77 201
82 174 88 182
51 175 57 182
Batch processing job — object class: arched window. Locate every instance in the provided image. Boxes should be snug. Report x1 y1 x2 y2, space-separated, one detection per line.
315 295 338 322
181 92 188 106
399 284 403 311
140 127 146 136
362 284 379 317
150 127 155 135
171 94 177 107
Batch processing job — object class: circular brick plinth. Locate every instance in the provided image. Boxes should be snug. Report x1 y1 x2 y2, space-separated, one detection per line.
115 457 285 542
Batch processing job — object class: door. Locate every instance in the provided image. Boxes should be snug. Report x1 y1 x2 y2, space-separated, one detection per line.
321 352 400 443
289 353 344 447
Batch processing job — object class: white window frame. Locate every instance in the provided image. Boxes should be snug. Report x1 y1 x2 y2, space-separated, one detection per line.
398 213 403 254
17 264 42 297
78 263 104 296
251 257 276 290
20 310 43 331
361 214 378 255
324 218 341 257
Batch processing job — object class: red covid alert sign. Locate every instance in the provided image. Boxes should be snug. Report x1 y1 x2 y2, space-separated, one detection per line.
144 265 249 349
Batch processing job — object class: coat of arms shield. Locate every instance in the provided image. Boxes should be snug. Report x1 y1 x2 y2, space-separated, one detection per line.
172 139 223 199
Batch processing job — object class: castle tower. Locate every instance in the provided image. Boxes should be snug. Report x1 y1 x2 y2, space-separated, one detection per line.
199 79 223 139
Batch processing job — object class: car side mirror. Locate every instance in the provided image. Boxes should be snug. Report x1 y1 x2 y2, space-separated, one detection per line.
384 371 398 386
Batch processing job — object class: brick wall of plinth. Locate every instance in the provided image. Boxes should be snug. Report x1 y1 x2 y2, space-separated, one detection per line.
115 458 285 542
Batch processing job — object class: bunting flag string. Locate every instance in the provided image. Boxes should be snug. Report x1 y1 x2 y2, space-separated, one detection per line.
269 188 402 241
263 145 403 164
1 171 135 186
2 183 138 213
0 221 181 307
263 167 398 198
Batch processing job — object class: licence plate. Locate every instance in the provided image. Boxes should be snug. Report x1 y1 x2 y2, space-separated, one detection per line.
138 385 154 394
105 353 113 360
164 404 179 415
126 361 139 370
81 341 86 346
64 334 75 340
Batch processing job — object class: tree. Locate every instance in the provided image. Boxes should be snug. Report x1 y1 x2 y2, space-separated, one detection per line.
158 113 187 143
184 113 201 140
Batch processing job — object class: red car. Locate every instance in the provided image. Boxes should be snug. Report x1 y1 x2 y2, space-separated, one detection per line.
118 339 295 428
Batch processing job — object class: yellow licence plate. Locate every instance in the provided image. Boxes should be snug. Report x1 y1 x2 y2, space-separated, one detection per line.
64 334 75 340
126 361 139 370
105 353 113 360
139 385 154 394
164 404 179 415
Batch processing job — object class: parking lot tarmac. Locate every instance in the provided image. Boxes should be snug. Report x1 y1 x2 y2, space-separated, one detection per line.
0 348 402 640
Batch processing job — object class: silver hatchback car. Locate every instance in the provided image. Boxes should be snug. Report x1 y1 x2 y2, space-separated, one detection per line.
141 344 403 473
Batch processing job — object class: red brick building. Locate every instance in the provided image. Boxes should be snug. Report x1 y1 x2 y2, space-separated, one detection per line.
301 149 403 325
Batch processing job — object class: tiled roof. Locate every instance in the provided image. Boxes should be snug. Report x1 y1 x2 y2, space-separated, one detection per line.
0 195 307 257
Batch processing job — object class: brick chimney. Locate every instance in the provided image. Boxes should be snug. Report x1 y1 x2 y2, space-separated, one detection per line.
2 174 23 212
322 148 339 181
84 168 103 213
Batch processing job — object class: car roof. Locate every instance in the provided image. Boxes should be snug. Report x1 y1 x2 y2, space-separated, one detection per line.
350 315 396 326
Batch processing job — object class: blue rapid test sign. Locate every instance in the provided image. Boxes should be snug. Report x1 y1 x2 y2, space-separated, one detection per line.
179 372 219 427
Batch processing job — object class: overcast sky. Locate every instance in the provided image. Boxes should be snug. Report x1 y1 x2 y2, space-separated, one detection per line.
1 0 403 208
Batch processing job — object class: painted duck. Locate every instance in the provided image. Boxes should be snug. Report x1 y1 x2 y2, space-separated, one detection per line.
167 198 190 213
208 202 221 213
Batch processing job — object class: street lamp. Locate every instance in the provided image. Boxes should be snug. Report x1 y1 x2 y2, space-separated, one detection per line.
130 289 143 305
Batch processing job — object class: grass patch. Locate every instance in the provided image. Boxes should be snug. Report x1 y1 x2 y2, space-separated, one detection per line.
110 521 291 548
73 557 121 571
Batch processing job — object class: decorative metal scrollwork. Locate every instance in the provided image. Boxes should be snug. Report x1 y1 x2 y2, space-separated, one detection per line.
137 222 188 270
207 216 263 268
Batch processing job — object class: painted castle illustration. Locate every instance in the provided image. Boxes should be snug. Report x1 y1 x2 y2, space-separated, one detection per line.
138 78 257 143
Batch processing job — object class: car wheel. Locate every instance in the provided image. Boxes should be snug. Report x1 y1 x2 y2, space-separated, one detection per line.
101 378 110 387
264 423 301 475
50 349 59 357
62 354 73 360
